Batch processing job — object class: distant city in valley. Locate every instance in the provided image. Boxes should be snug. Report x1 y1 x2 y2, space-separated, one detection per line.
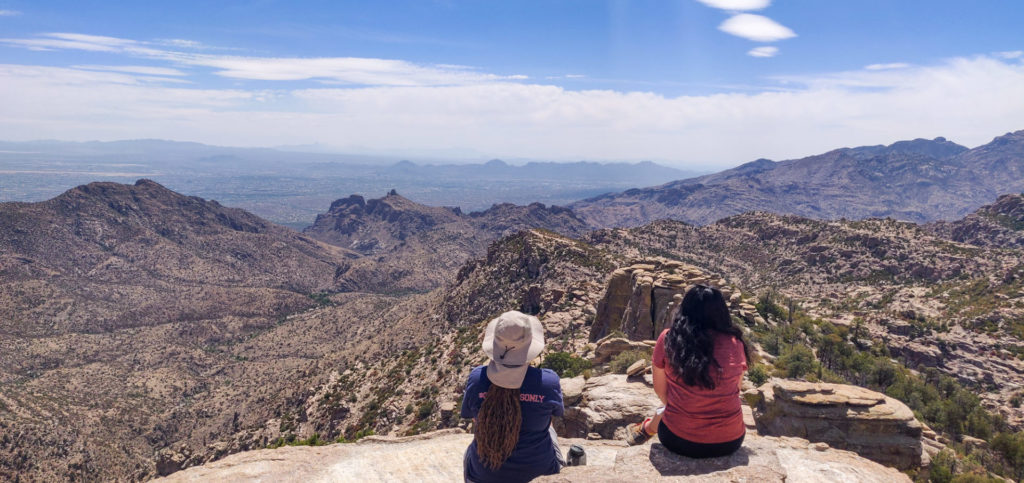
0 139 701 229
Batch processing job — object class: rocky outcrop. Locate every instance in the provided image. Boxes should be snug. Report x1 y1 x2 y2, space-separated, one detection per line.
590 259 755 342
555 375 662 440
158 428 911 482
927 193 1024 248
749 380 924 470
303 191 592 291
591 337 655 364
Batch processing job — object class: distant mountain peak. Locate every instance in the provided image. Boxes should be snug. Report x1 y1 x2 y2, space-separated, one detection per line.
989 130 1024 146
59 178 178 205
883 136 967 160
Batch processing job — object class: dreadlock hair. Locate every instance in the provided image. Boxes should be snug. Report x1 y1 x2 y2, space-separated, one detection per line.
475 385 522 470
664 284 752 390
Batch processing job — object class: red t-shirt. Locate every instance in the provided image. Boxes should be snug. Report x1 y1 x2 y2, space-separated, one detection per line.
653 328 748 444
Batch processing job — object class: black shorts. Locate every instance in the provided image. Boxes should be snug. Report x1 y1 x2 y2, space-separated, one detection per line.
657 421 744 459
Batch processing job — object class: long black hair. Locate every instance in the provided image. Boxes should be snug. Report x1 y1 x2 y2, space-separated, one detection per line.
664 285 752 390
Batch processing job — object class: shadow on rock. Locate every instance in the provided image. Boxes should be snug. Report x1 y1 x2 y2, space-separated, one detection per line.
648 444 751 476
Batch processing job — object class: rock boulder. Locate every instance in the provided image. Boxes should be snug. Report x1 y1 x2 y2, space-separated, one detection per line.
750 379 924 470
590 259 749 342
591 337 654 364
554 374 661 440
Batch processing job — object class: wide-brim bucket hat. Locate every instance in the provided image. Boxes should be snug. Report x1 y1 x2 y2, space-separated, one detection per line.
482 311 545 389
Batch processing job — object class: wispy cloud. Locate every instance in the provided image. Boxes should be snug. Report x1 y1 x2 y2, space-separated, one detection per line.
156 38 204 49
0 32 144 52
865 63 910 71
748 46 779 58
73 65 188 77
996 50 1023 60
719 14 796 42
0 9 20 16
695 0 769 11
0 32 525 86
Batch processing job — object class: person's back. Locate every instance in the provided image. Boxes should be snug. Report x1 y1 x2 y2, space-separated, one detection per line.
461 311 565 483
655 328 746 445
461 365 564 483
625 285 750 458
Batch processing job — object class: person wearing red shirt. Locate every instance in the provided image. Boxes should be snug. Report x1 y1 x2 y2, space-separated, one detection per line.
624 284 752 458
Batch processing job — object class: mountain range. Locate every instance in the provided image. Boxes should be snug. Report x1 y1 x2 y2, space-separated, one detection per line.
571 130 1024 228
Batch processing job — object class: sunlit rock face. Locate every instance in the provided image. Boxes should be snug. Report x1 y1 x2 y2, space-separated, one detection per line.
750 379 925 470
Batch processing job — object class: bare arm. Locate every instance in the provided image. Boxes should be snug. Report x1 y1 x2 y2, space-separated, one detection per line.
653 366 668 405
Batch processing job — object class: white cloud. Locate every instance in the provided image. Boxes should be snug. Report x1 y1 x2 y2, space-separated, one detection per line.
719 14 796 42
996 51 1023 59
73 65 188 76
695 0 770 11
157 38 204 49
0 9 20 16
0 33 524 86
865 63 909 70
177 55 516 85
748 46 779 58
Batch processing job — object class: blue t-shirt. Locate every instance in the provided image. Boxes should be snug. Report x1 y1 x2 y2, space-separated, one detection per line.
461 365 564 483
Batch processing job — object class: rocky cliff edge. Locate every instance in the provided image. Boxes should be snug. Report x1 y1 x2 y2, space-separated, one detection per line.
157 428 909 483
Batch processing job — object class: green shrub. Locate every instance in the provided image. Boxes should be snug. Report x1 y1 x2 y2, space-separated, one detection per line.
269 432 328 448
337 428 375 443
774 345 818 379
540 352 592 378
416 400 435 420
609 349 651 374
929 449 956 483
308 292 332 307
747 364 770 386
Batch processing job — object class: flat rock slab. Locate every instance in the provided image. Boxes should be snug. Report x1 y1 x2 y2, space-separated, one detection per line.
538 434 910 483
158 429 909 483
159 430 474 483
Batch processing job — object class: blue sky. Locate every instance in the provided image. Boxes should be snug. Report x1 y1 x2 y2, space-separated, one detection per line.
1 1 1023 168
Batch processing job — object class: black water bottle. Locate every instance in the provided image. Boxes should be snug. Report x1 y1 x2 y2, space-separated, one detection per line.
566 444 586 466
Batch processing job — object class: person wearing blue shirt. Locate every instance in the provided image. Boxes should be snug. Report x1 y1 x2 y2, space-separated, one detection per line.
461 311 565 483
